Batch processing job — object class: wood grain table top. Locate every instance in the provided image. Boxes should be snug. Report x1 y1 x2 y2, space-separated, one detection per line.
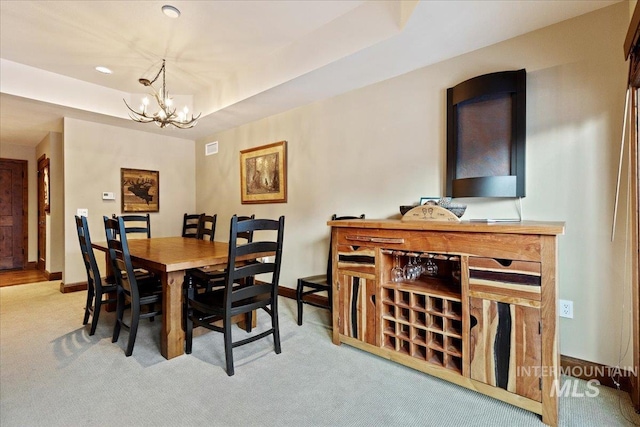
92 237 231 273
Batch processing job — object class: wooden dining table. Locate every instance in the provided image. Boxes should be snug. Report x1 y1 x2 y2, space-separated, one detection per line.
92 236 259 360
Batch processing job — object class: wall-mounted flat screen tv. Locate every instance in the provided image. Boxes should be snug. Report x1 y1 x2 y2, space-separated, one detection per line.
446 69 526 198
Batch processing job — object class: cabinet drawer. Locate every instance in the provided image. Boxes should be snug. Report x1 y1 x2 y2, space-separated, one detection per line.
469 257 541 301
336 245 375 279
336 231 405 246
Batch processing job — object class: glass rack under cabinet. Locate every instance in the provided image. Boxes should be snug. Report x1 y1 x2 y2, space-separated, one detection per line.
380 249 463 374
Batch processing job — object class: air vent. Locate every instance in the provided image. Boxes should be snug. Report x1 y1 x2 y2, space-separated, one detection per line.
205 141 218 156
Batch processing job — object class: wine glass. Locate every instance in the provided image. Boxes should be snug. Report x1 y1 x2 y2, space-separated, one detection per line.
391 252 404 283
425 255 438 276
403 255 418 281
415 255 425 277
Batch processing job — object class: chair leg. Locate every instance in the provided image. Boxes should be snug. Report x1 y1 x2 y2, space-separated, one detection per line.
223 317 234 376
244 311 253 333
185 317 193 354
112 290 124 343
125 304 140 357
185 279 194 354
90 291 102 336
272 299 282 354
83 285 94 326
296 279 304 325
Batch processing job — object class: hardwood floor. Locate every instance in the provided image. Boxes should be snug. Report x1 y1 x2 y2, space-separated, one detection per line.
0 269 50 287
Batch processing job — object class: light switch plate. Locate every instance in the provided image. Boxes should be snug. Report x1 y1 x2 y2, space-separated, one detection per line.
102 192 115 200
77 208 88 217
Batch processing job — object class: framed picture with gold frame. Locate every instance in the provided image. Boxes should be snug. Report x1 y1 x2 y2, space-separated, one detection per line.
240 141 287 204
120 168 159 212
43 159 50 213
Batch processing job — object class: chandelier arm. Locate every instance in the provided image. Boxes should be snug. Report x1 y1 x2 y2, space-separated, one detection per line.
128 114 155 123
124 99 154 119
150 89 165 109
151 92 177 118
170 113 201 129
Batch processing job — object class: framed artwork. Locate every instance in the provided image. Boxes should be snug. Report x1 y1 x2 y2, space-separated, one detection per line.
240 141 287 204
43 160 50 213
121 168 159 212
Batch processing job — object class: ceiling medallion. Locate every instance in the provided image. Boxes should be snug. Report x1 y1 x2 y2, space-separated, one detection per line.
123 59 200 129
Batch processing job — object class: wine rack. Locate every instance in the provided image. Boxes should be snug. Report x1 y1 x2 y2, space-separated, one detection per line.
381 284 463 373
380 249 463 374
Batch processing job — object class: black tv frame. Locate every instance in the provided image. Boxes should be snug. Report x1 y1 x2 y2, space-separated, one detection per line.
446 69 526 198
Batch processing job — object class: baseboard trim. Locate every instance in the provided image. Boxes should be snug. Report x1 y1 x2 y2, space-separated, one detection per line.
561 355 636 395
60 281 87 293
25 262 37 270
278 286 296 300
46 271 62 281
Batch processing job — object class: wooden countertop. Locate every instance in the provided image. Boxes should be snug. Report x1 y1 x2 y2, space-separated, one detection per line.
327 219 565 236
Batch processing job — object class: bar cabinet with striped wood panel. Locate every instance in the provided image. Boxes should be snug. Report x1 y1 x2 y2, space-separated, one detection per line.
329 219 564 427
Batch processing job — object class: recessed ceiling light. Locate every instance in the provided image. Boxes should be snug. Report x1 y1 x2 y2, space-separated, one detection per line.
95 66 112 74
162 5 180 18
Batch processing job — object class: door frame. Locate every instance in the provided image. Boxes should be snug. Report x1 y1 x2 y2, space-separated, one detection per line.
37 155 48 272
631 88 640 410
0 158 28 270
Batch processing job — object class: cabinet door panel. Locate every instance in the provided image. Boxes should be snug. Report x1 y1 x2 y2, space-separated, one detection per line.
338 273 376 345
469 297 541 402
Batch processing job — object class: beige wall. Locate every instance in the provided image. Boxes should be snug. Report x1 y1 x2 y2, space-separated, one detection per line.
195 3 631 367
0 143 37 263
62 118 196 285
36 132 64 274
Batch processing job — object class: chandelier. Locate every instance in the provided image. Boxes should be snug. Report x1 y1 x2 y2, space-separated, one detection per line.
124 59 200 129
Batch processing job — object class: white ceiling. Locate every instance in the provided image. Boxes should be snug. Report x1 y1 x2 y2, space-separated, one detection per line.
0 0 622 147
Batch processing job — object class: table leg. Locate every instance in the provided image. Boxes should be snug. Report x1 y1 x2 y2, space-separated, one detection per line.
161 270 185 359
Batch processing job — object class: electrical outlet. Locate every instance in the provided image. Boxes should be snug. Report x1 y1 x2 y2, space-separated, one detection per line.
559 299 573 318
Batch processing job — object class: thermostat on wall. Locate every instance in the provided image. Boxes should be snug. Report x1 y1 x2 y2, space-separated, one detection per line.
102 192 115 200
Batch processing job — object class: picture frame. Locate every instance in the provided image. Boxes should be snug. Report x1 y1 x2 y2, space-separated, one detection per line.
240 141 287 204
43 160 50 213
121 168 159 212
420 197 439 205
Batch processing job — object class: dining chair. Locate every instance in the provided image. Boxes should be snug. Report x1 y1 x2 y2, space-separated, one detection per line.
116 213 151 238
113 213 155 278
185 215 285 376
182 213 203 238
104 216 162 357
197 214 217 241
186 214 253 292
75 215 117 336
296 214 365 325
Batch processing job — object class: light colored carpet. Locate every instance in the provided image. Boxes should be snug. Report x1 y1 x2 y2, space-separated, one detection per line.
1 281 639 427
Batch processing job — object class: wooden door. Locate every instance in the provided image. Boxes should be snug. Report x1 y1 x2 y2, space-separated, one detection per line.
0 159 27 270
335 244 377 346
338 272 376 345
468 297 542 402
37 156 48 272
